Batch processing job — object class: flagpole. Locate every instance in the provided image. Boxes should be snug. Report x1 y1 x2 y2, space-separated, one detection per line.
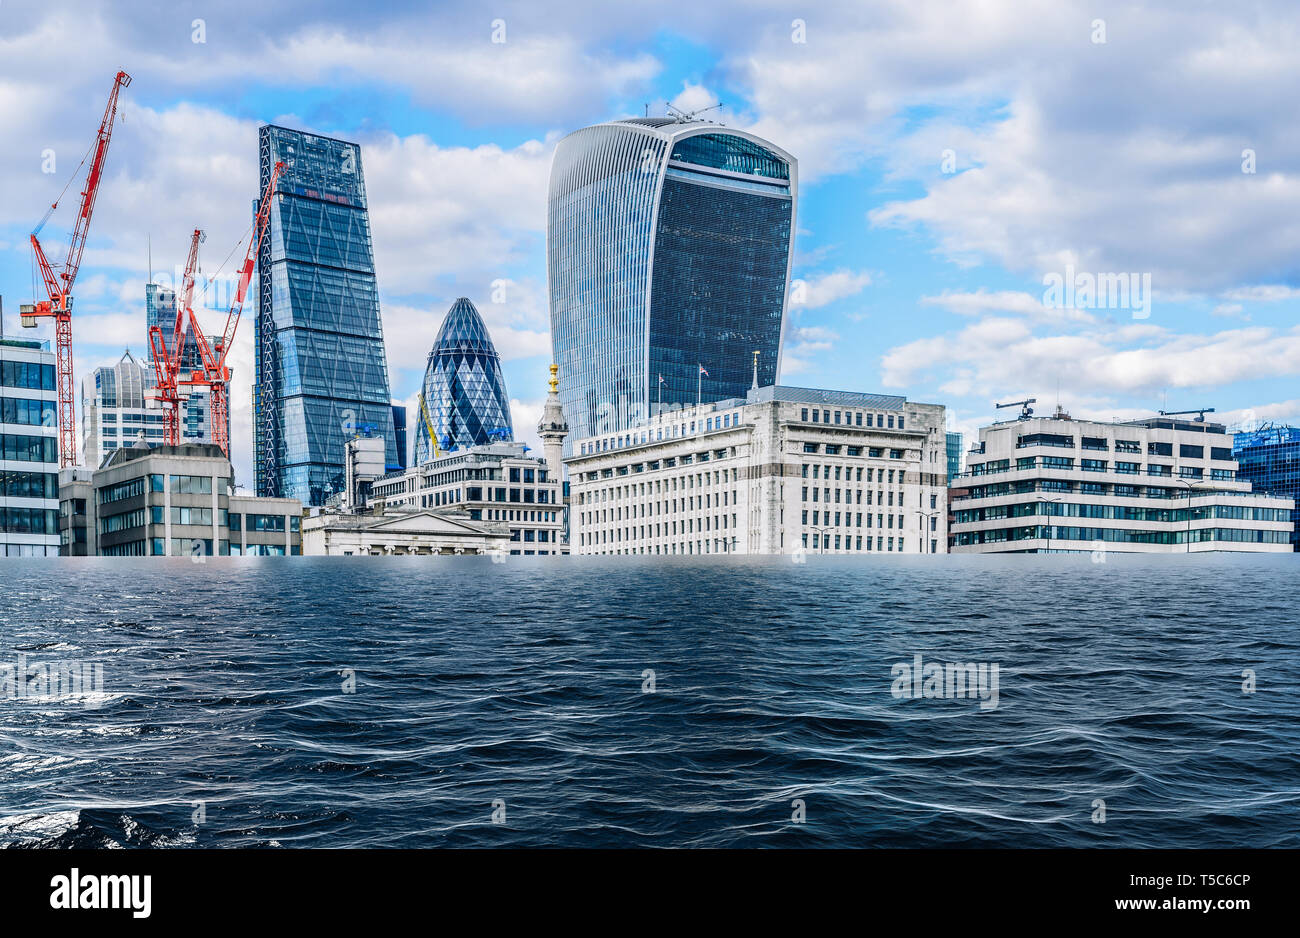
696 364 702 413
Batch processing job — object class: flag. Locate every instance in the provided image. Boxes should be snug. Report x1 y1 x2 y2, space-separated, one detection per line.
658 374 664 384
699 365 709 377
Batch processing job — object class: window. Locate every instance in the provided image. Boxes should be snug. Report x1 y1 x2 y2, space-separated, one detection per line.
170 474 213 495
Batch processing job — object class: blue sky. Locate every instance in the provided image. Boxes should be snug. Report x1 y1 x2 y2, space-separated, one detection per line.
2 0 1298 487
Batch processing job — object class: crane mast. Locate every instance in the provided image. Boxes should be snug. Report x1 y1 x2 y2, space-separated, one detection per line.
146 228 204 446
187 160 284 457
21 70 132 467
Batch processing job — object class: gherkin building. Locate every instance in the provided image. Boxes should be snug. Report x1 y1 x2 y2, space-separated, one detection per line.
415 298 514 462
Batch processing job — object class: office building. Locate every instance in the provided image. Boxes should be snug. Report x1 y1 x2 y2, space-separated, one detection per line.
1 338 59 556
81 351 224 470
370 441 567 554
255 124 397 506
950 410 1294 553
146 282 212 372
565 386 948 555
548 117 797 453
391 403 408 472
58 443 302 557
414 297 513 462
1234 424 1300 551
946 431 963 480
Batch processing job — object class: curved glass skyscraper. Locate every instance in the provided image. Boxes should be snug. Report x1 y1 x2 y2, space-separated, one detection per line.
547 118 797 454
414 298 514 463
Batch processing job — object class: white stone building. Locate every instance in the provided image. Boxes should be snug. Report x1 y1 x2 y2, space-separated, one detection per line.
950 410 1295 553
565 385 948 555
368 441 567 554
300 507 511 556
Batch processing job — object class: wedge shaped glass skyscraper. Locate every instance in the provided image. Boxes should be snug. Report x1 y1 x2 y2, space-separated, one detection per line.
548 117 797 454
414 298 514 463
255 124 397 505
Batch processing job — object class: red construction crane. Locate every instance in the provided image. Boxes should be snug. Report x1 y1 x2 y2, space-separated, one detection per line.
20 70 132 468
188 160 284 457
146 227 204 445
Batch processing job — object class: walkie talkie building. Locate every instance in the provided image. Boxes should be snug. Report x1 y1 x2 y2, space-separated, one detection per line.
547 118 797 455
254 125 397 505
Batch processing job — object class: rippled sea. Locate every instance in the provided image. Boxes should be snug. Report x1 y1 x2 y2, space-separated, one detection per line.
1 554 1297 848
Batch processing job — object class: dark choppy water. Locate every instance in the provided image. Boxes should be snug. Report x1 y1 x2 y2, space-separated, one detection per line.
0 555 1297 848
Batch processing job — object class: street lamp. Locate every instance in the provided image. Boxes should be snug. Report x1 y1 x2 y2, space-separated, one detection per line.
811 525 833 554
1036 495 1063 553
917 509 941 554
1177 478 1207 553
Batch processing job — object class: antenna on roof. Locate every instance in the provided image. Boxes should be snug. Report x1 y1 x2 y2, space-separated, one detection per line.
665 102 723 123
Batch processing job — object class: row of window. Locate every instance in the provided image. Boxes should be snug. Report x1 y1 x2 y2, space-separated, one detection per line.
1012 435 1234 460
803 510 934 531
420 486 553 508
229 513 299 533
0 397 55 428
2 470 57 499
801 533 926 553
581 514 740 544
955 525 1291 545
802 463 905 482
578 415 744 456
799 407 904 430
0 433 57 464
802 442 905 458
955 502 1291 524
958 480 1253 501
971 457 1235 480
0 360 56 391
0 507 59 535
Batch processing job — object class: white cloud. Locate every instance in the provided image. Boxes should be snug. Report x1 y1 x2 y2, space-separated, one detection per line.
921 289 1097 324
792 269 872 308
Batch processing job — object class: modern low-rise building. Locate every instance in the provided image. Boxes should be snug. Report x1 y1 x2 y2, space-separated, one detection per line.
1 338 60 557
950 409 1294 553
369 441 567 554
1233 424 1300 552
57 442 302 556
565 385 948 555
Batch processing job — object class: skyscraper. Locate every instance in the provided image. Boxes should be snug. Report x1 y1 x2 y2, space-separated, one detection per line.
548 117 797 455
255 124 396 506
414 298 513 463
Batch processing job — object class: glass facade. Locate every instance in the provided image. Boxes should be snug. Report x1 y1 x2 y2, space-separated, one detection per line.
414 298 513 463
255 124 396 506
1 342 60 556
1234 425 1300 551
548 118 796 456
946 431 964 479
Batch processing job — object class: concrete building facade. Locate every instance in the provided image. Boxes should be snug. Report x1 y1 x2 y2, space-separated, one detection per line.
950 411 1294 553
565 385 948 555
57 443 302 556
